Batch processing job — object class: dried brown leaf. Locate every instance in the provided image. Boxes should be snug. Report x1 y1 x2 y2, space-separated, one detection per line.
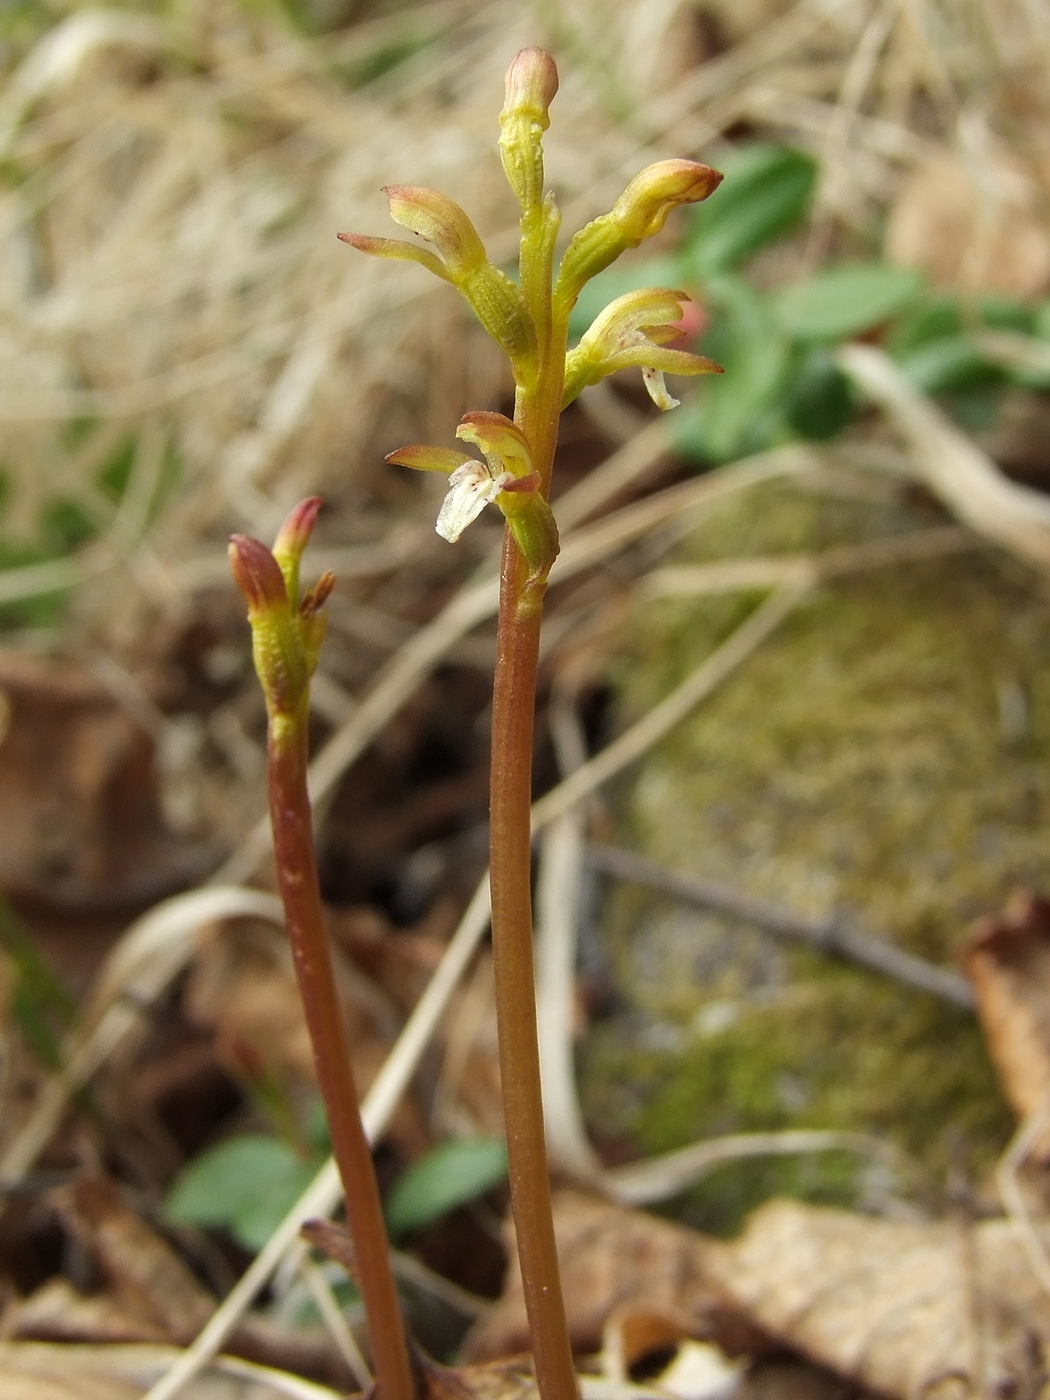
960 891 1050 1157
0 653 204 910
710 1199 1050 1399
463 1190 767 1364
49 1173 213 1339
0 1340 341 1399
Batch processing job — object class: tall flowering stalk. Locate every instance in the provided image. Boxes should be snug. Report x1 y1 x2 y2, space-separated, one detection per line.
341 49 722 1400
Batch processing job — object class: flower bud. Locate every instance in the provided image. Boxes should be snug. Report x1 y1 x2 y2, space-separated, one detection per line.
229 500 334 721
272 495 322 606
556 160 722 310
499 47 559 212
503 48 559 126
229 534 287 619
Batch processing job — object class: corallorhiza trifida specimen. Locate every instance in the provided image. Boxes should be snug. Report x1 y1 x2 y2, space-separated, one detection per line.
232 47 722 1400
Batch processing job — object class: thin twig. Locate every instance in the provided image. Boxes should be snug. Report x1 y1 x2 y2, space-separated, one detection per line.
587 843 974 1009
995 1098 1050 1299
295 1255 372 1390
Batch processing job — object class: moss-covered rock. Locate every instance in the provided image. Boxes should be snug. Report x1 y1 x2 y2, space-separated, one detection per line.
581 471 1049 1231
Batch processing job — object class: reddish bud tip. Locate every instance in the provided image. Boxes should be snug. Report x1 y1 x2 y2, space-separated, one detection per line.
229 535 287 614
503 48 559 126
273 496 322 562
382 185 486 275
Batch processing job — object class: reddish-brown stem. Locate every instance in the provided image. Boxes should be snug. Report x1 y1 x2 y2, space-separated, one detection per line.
268 712 415 1400
489 539 576 1400
485 275 577 1400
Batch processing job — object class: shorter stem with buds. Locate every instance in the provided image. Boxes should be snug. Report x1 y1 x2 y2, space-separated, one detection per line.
231 512 415 1400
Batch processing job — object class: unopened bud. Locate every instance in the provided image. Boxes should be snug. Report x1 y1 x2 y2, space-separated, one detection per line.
556 160 722 310
230 500 334 721
499 48 559 212
229 534 287 619
503 48 559 126
613 160 722 243
272 495 322 606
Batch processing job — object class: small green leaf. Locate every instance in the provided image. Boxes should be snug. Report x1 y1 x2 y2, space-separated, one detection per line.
684 145 817 278
385 1137 508 1239
784 348 854 440
894 336 1002 395
775 263 923 342
675 274 791 462
164 1135 319 1253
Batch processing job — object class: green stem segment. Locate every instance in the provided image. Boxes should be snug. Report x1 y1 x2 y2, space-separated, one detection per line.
268 710 415 1400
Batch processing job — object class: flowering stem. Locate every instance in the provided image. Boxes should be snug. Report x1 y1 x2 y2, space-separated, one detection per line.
487 271 577 1398
268 708 415 1400
341 49 722 1400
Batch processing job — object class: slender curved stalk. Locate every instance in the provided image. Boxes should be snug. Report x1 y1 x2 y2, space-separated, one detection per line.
269 714 415 1400
231 519 415 1400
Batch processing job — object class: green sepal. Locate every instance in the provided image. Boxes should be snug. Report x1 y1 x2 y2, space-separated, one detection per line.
498 486 560 615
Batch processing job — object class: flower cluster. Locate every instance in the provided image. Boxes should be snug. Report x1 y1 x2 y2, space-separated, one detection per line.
338 46 723 593
228 497 334 724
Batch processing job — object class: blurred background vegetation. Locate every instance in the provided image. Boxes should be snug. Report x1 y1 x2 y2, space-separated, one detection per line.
2 0 1050 1329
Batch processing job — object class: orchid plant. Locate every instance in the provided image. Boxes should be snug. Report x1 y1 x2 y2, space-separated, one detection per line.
231 48 721 1400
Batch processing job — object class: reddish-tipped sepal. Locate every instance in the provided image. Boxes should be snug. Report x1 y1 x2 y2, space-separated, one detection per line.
339 190 537 381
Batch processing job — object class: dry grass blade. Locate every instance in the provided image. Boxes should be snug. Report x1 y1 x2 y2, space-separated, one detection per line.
535 690 603 1183
0 1340 342 1400
586 842 975 1008
604 1130 915 1207
839 344 1050 569
295 1255 372 1390
996 1098 1050 1299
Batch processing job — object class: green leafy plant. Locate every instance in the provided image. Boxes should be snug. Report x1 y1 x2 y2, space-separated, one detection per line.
568 139 1050 464
165 1133 325 1253
385 1137 508 1241
230 46 722 1400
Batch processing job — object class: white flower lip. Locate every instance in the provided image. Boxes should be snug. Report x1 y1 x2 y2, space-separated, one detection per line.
641 366 680 410
435 461 513 542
